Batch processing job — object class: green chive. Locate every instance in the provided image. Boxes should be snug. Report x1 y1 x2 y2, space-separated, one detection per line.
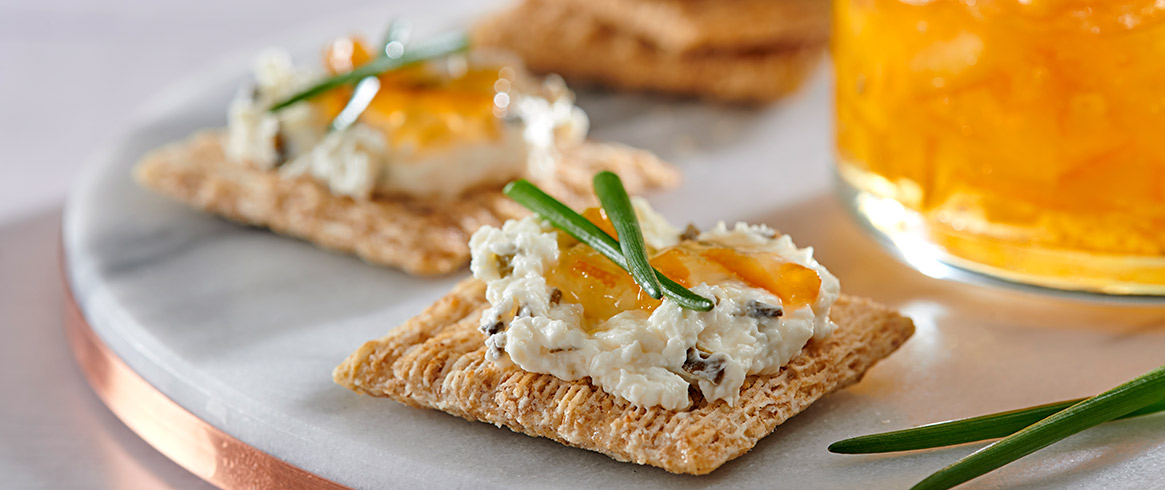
830 397 1165 454
503 179 713 312
269 31 469 112
378 19 412 54
328 77 380 132
593 171 663 300
911 364 1165 490
329 20 411 132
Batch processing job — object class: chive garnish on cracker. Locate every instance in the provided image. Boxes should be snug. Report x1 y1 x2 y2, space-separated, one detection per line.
593 171 663 300
270 30 469 112
503 179 713 311
328 20 412 132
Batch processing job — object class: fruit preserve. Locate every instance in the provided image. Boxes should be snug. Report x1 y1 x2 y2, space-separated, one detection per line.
833 0 1165 295
544 209 822 327
318 37 504 150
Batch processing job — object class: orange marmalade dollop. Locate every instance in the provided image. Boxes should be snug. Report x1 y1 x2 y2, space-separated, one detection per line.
545 209 822 327
316 37 505 150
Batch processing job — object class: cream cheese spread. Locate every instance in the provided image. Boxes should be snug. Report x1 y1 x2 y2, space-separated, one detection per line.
469 199 841 410
225 49 588 200
225 49 325 169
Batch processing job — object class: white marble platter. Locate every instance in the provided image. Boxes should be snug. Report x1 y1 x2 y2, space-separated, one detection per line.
62 1 1165 488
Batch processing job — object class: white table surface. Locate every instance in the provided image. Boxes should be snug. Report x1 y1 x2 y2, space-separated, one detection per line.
2 1 375 488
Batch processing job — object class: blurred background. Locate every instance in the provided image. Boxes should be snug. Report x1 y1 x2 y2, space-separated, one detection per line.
0 0 392 225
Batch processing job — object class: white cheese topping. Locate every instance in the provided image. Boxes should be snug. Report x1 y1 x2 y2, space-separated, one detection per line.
225 49 325 169
469 199 841 410
224 49 587 200
279 125 387 199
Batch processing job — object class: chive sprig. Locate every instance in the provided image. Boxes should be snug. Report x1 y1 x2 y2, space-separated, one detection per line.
328 20 411 132
593 171 663 300
832 364 1165 490
269 30 469 112
503 179 713 312
912 364 1165 490
830 395 1165 454
329 77 380 132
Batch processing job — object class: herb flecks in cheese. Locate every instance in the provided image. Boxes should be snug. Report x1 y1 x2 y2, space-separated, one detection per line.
469 199 840 410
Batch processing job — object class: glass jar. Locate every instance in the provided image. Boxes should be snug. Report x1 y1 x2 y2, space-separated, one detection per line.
833 0 1165 295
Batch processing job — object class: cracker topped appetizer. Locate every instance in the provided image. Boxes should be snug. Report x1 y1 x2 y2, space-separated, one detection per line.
136 23 678 275
335 172 914 474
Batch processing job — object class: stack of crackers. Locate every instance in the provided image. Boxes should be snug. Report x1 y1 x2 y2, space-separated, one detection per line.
474 0 829 103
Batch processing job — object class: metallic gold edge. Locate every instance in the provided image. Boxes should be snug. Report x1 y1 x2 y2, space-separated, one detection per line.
62 263 354 490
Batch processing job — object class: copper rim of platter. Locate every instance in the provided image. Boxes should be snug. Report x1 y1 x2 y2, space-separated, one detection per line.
62 263 353 490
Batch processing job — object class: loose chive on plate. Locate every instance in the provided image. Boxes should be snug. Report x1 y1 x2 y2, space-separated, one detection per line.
909 364 1165 490
830 364 1165 490
830 396 1165 454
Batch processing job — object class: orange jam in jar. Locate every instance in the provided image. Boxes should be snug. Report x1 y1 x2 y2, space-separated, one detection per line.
316 37 506 150
834 0 1165 295
544 210 822 327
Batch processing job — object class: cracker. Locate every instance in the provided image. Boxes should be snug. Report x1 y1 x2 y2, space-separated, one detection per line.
552 0 831 54
334 278 915 474
472 0 825 103
134 131 678 276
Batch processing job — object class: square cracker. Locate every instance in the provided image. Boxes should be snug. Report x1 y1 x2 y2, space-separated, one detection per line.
552 0 831 54
473 0 826 103
334 278 915 474
134 131 678 276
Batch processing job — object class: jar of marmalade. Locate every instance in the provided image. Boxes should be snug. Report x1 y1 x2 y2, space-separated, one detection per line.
833 0 1165 295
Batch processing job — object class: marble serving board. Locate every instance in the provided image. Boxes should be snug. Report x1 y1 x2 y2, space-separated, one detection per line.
62 2 1165 488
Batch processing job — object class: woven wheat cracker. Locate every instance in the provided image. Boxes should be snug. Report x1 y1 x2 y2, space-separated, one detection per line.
335 278 914 474
134 131 678 275
552 0 830 54
473 0 826 102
